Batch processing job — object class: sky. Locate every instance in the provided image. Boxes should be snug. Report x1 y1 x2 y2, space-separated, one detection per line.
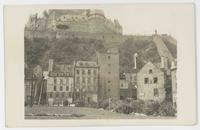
20 4 194 39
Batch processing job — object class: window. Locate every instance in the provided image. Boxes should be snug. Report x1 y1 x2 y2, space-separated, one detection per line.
88 77 91 84
154 77 158 83
108 89 111 92
94 77 97 83
154 88 159 97
76 70 80 74
108 64 111 67
60 79 63 84
108 80 111 83
76 77 80 83
69 92 72 98
82 77 85 83
88 70 91 75
54 86 57 91
93 70 96 75
50 93 53 98
60 86 63 91
82 70 85 75
54 78 57 84
108 55 111 59
144 78 149 84
108 71 111 74
149 69 153 74
66 86 69 91
56 93 59 98
62 92 65 98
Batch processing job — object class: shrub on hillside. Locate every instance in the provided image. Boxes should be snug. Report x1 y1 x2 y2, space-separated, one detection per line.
159 101 176 116
143 100 160 116
130 99 145 113
98 100 109 109
87 101 98 108
74 100 85 107
63 100 69 106
115 104 133 114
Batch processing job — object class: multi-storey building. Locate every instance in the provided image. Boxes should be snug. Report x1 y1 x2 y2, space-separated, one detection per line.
119 74 129 100
74 61 99 104
47 72 74 106
97 48 120 101
136 62 166 102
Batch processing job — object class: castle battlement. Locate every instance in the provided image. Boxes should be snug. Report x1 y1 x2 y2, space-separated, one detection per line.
25 9 123 36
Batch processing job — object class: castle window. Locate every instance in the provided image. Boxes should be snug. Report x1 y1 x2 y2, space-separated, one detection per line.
154 77 158 83
108 72 111 74
144 78 149 84
76 70 80 74
60 86 63 91
54 86 57 91
56 93 59 98
149 69 153 74
108 80 111 83
108 64 111 67
108 55 111 59
108 89 111 92
154 88 159 97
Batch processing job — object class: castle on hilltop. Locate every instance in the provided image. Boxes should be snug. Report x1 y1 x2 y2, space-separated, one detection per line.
25 9 123 41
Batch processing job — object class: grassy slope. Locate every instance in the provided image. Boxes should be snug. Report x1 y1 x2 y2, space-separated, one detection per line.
25 36 176 73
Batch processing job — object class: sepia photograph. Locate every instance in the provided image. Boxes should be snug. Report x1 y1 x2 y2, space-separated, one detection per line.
3 3 197 126
24 8 177 119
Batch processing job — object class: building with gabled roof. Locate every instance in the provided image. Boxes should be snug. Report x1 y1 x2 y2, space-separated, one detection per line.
136 61 166 102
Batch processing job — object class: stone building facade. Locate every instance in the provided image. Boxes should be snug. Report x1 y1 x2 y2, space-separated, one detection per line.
171 61 177 108
97 48 120 101
136 62 166 102
74 61 99 104
119 75 129 100
47 72 74 106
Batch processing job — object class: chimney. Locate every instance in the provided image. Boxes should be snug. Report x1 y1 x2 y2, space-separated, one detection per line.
134 53 138 69
155 29 158 35
48 59 54 72
161 56 165 68
171 61 176 69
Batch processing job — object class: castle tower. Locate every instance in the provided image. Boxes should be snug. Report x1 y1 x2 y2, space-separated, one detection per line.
88 9 106 33
97 48 120 101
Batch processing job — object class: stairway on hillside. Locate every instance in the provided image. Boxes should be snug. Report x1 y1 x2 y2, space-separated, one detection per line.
153 35 174 61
